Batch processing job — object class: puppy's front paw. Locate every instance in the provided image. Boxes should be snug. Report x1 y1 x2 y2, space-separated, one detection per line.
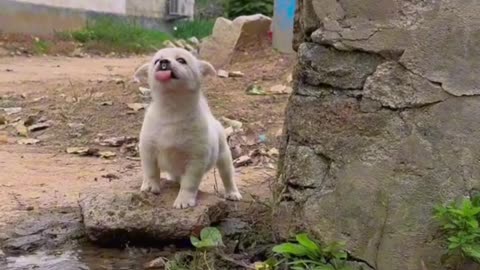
225 191 242 201
173 193 197 209
140 180 161 194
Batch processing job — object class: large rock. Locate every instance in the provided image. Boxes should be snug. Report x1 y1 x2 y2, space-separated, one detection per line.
80 184 227 246
200 14 271 68
280 0 480 270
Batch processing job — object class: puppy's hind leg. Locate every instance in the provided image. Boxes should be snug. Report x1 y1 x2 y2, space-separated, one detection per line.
139 143 161 194
217 145 242 201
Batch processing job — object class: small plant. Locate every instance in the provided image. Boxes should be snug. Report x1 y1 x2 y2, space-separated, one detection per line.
33 39 51 54
66 17 171 53
181 227 224 270
173 20 214 39
434 195 480 265
271 233 351 270
225 0 273 18
190 226 224 250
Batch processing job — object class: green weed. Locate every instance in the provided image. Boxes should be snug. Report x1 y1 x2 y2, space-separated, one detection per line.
33 39 51 54
434 195 480 266
263 233 351 270
225 0 273 18
173 20 214 39
66 17 171 53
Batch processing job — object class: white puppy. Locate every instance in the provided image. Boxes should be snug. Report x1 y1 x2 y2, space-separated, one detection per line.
134 47 242 209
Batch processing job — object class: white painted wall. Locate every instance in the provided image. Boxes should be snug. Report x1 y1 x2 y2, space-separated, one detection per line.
13 0 127 14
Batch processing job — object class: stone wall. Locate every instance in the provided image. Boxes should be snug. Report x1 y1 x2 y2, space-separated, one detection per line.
279 1 480 270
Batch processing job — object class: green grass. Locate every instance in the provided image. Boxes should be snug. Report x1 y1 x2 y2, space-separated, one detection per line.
33 39 51 54
173 20 214 40
66 18 171 53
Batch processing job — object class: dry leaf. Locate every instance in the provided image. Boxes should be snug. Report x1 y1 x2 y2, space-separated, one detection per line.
127 103 147 112
233 155 252 167
222 117 242 129
224 126 234 138
3 107 22 115
267 148 279 157
18 138 40 145
99 151 116 159
229 71 245 78
15 122 28 137
66 147 99 156
28 122 51 132
217 69 229 78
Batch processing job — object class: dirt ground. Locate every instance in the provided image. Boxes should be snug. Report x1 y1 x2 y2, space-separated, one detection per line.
0 48 294 229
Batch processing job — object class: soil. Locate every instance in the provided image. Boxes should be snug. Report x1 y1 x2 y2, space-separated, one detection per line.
0 42 294 235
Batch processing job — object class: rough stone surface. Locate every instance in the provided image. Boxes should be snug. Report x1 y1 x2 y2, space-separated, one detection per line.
363 62 449 109
280 1 480 270
298 43 383 89
200 14 271 68
80 184 227 246
1 208 83 254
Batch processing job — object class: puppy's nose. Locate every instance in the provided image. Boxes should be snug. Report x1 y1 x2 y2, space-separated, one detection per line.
158 59 171 71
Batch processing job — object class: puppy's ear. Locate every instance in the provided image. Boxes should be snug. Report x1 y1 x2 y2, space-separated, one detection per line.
198 60 216 77
132 63 149 83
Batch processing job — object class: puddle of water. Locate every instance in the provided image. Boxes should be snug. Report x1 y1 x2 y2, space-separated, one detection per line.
4 243 166 270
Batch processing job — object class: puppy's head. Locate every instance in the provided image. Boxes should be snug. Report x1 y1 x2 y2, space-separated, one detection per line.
135 48 216 95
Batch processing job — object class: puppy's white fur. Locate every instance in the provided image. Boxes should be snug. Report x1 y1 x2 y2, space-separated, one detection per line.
135 47 242 209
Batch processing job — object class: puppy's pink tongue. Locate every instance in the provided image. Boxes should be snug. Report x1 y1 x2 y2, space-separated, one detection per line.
155 71 172 82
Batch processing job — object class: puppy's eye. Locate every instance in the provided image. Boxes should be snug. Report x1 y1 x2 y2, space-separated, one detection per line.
154 59 160 65
176 58 187 64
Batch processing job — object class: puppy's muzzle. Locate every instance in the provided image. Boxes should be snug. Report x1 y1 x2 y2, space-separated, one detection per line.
155 59 178 81
157 59 171 71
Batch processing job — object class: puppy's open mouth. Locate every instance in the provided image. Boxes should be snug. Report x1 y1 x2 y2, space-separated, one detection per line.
155 65 178 82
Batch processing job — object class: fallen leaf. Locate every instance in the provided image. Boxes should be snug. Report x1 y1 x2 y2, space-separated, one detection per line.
229 71 244 77
24 115 37 126
224 126 234 137
92 92 105 99
286 73 293 83
233 155 252 168
28 122 51 132
102 173 119 180
221 117 243 129
68 122 85 130
269 84 292 95
99 136 136 147
267 148 279 157
99 101 113 106
66 147 99 156
3 107 22 115
127 103 148 112
65 96 77 103
144 257 166 269
246 85 266 95
99 151 116 159
15 122 28 137
32 96 47 102
139 87 151 96
17 138 40 145
217 69 229 78
231 145 243 160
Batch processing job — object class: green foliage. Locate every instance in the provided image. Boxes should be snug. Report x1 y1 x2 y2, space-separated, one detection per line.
190 227 224 250
434 195 480 264
225 0 273 18
33 39 51 54
271 233 351 270
173 20 214 39
67 17 171 53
